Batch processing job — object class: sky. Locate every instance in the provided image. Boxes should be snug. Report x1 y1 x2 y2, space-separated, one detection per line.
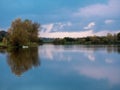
0 0 120 38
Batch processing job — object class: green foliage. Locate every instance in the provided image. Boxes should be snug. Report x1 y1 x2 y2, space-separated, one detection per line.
0 42 3 46
52 32 120 45
53 38 65 44
2 37 7 46
38 38 43 44
8 18 40 47
117 32 120 41
0 31 7 42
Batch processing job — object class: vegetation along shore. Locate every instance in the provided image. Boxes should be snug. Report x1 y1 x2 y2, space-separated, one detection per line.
0 18 120 48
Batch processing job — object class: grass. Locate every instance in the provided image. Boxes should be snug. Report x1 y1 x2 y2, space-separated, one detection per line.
0 42 4 46
0 42 7 49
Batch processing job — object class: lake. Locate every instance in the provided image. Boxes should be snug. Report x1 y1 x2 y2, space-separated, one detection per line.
0 45 120 90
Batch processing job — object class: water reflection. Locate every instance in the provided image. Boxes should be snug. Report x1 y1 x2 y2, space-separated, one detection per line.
40 45 120 61
0 45 120 90
40 45 120 86
7 47 40 76
0 48 7 54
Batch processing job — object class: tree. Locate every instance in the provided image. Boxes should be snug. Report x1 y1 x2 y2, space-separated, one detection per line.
0 30 7 42
2 37 7 45
89 36 100 44
117 32 120 41
106 33 114 44
113 34 117 44
8 18 40 47
8 18 28 47
23 19 40 43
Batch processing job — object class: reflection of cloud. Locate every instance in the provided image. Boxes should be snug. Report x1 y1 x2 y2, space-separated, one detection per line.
87 54 95 62
39 45 54 60
59 54 72 62
45 49 53 60
105 59 113 64
39 45 120 62
39 45 120 86
84 51 95 62
39 45 98 62
75 67 120 85
39 45 72 61
40 45 116 62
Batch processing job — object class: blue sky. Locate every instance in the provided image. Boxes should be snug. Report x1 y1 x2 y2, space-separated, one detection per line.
0 0 120 38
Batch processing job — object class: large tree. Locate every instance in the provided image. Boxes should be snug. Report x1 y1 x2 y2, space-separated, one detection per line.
8 18 40 47
23 19 40 43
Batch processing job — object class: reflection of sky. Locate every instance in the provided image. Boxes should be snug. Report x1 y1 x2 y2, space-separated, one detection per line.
0 45 120 90
39 45 120 86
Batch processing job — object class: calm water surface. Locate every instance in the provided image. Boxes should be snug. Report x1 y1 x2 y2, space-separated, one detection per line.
0 45 120 90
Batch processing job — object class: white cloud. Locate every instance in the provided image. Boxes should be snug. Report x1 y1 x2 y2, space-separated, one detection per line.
95 30 120 36
105 20 114 24
39 30 120 38
40 30 94 38
84 22 95 29
74 0 120 18
41 22 72 33
42 24 54 33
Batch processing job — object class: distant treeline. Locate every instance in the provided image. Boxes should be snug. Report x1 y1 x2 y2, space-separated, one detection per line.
40 32 120 45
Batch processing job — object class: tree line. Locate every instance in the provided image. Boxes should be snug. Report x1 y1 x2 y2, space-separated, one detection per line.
52 33 120 45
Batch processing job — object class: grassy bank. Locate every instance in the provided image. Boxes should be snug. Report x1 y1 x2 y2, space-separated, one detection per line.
0 42 39 49
0 42 7 48
0 42 5 46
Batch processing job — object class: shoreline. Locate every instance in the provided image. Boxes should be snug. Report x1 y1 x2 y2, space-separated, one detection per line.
0 45 7 49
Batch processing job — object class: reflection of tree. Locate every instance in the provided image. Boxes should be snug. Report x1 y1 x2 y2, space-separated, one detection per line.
0 48 6 54
81 45 120 54
116 46 120 54
7 47 40 76
106 45 120 54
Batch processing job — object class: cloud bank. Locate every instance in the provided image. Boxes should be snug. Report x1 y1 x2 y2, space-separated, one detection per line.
39 0 120 38
74 0 120 18
39 30 120 38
